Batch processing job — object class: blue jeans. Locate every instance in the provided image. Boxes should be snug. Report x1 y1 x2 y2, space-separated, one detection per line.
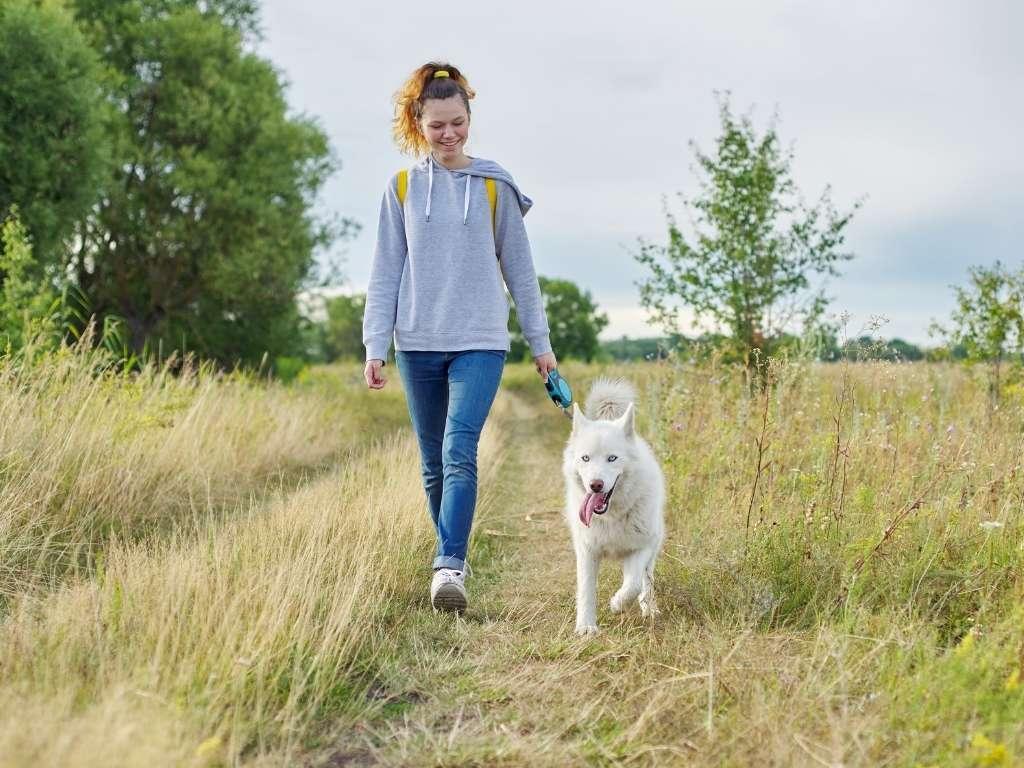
395 349 507 571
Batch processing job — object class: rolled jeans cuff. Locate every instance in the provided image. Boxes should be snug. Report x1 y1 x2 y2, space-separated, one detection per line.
433 554 466 571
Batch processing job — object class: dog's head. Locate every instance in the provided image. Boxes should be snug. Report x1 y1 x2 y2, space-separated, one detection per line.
569 401 635 527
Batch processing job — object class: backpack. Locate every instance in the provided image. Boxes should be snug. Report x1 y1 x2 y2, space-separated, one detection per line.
396 169 498 255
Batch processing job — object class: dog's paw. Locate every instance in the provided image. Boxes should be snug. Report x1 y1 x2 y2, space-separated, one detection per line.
575 624 599 637
639 596 660 618
609 594 626 614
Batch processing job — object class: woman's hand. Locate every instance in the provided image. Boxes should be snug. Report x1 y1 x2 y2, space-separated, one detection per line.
534 351 557 382
364 359 386 389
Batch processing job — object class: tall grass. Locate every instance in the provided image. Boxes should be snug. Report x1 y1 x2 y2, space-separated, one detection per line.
0 435 426 765
336 357 1022 767
0 340 406 604
630 354 1024 765
648 357 1021 633
1 346 1021 766
0 343 508 765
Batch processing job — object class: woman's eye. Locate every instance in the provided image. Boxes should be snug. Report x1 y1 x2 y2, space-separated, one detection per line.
608 455 618 462
581 455 590 462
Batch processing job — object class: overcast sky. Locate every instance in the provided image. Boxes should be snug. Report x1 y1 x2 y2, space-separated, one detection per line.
257 0 1021 345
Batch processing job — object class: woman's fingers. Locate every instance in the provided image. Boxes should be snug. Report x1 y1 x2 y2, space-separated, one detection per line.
365 361 386 389
534 351 557 380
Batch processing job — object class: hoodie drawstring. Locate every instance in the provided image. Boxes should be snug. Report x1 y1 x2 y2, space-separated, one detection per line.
425 156 434 221
425 154 473 226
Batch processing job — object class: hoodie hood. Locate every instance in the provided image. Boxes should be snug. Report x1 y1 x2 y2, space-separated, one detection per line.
417 154 533 225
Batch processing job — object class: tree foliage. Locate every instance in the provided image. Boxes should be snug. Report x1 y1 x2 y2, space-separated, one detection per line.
932 261 1024 397
0 209 62 352
0 0 108 268
634 94 861 366
320 292 366 362
66 0 346 366
508 276 609 362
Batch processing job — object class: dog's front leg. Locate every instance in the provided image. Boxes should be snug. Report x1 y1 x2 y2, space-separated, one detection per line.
574 547 600 636
638 546 660 618
610 549 647 613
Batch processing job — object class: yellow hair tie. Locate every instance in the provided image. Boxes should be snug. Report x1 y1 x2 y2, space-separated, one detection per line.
433 70 450 79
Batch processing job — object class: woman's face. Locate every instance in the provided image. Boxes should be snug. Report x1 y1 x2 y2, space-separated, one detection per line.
419 96 470 159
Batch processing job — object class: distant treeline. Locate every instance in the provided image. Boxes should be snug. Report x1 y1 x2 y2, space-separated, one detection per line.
600 334 964 363
312 288 967 369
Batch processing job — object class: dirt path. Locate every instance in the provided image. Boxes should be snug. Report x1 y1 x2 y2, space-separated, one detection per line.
315 383 675 767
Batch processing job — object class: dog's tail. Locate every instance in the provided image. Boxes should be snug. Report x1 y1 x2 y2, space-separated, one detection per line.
584 376 637 421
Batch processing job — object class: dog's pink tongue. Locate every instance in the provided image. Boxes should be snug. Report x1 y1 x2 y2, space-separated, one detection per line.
578 492 608 527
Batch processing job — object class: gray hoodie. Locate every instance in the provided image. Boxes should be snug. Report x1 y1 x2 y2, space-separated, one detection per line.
362 154 552 363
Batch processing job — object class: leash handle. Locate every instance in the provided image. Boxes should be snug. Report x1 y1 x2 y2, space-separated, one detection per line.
544 368 574 417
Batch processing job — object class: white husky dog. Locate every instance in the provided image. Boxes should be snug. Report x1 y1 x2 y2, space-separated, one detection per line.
561 376 666 635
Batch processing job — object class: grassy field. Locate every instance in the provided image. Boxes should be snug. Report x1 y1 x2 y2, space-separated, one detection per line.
0 345 1021 767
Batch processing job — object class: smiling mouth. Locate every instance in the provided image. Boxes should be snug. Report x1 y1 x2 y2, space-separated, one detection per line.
578 481 617 527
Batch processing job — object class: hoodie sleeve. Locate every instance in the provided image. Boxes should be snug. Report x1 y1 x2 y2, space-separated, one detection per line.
495 180 553 358
362 175 407 364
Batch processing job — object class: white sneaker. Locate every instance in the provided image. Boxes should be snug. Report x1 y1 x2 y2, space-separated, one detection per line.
430 568 467 613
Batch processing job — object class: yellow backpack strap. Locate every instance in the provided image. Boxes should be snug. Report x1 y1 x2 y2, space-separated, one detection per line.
485 178 497 254
396 169 408 205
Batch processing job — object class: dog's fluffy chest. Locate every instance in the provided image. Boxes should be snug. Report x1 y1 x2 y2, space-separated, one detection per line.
593 519 655 559
566 493 660 558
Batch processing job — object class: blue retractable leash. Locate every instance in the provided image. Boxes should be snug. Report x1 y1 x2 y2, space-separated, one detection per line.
544 368 574 419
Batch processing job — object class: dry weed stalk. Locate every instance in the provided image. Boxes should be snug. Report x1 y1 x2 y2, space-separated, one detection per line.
833 436 967 610
828 352 853 525
745 361 774 550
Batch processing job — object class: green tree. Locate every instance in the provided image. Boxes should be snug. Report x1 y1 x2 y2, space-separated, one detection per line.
0 209 62 351
932 261 1024 400
321 292 366 362
508 276 609 362
67 0 347 366
0 0 108 269
634 94 861 371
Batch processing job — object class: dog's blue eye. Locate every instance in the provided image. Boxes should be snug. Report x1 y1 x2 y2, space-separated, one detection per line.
608 455 618 462
581 455 590 462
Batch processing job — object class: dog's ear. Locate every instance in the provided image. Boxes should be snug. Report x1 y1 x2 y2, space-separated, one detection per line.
616 402 635 437
571 402 586 434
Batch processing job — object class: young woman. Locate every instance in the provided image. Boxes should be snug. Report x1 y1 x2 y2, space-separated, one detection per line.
362 61 557 614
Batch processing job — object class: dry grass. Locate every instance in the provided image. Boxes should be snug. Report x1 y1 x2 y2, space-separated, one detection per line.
0 433 431 764
327 358 1023 767
0 348 1021 767
0 343 407 603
